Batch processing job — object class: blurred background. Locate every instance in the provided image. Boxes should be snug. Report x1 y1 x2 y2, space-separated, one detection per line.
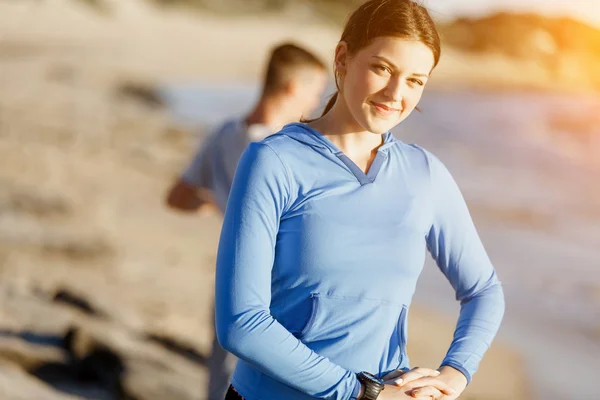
0 0 599 399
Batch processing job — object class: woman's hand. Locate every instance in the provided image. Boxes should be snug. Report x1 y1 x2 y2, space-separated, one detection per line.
382 366 467 399
378 383 442 400
382 367 441 386
425 366 467 399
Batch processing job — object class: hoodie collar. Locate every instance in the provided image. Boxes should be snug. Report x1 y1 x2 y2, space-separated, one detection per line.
280 123 397 154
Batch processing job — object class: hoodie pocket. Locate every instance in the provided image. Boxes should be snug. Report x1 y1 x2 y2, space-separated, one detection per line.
297 293 406 372
298 293 320 339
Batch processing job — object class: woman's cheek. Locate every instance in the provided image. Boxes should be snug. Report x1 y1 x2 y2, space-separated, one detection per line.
352 69 381 98
405 90 424 111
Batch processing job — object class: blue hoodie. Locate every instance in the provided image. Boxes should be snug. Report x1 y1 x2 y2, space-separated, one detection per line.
215 123 504 400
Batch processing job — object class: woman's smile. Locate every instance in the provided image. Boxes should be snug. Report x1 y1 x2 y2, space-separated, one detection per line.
370 101 402 117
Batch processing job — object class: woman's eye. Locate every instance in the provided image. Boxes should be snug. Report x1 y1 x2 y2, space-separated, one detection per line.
409 78 424 86
374 64 391 74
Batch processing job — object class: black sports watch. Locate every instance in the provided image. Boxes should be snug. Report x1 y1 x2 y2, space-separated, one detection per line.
357 371 384 400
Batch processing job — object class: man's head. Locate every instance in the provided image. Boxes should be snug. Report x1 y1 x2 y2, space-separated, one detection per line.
262 43 327 120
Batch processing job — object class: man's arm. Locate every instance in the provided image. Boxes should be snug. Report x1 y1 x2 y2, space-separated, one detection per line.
165 179 220 215
165 131 221 215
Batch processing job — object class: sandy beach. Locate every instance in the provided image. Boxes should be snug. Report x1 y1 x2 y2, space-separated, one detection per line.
3 0 597 398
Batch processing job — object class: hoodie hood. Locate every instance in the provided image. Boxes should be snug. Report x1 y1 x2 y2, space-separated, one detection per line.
277 123 398 154
275 123 399 186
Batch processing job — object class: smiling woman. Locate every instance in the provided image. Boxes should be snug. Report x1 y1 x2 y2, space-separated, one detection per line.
330 37 435 135
215 1 505 400
314 0 440 132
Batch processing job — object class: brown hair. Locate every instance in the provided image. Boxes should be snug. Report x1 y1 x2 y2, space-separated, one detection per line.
262 43 326 96
321 0 441 116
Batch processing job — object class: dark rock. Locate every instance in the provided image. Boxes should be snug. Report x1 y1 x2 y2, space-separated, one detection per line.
31 327 134 400
53 290 102 317
115 82 164 108
146 333 208 366
41 236 116 262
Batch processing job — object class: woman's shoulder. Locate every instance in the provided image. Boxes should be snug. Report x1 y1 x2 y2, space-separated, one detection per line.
388 140 457 189
256 123 322 157
389 139 438 169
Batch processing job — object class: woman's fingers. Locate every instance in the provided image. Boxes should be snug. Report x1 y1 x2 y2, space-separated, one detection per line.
392 367 440 386
381 369 405 381
408 378 456 396
410 385 443 399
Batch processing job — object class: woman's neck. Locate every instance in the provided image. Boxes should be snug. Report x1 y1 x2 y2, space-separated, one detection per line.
307 97 383 156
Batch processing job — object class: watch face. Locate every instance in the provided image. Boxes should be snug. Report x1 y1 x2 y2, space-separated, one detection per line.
359 371 384 386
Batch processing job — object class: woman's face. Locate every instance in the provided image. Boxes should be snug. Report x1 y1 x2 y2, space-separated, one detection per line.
337 36 435 134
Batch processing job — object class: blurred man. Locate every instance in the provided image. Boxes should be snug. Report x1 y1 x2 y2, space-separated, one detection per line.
165 42 327 400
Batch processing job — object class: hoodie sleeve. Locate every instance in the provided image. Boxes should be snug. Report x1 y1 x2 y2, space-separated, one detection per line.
424 152 505 383
215 141 360 399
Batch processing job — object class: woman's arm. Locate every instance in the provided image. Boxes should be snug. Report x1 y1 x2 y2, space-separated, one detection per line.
215 142 360 399
424 151 505 385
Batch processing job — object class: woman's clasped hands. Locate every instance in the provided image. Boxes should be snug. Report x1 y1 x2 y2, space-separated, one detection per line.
377 366 466 400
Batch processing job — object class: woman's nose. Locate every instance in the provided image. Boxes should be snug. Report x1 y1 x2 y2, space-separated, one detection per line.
384 78 404 104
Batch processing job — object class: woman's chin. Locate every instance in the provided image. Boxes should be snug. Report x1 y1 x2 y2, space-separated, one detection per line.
364 117 399 135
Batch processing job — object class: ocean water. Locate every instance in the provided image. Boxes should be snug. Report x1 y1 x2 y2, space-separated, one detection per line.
161 83 600 399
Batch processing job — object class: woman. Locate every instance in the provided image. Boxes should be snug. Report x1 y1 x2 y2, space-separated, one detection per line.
215 1 505 399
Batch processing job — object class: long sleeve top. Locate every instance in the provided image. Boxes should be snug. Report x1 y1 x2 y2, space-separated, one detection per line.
215 123 505 400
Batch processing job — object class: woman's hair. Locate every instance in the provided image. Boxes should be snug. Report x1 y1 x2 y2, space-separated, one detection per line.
320 0 441 116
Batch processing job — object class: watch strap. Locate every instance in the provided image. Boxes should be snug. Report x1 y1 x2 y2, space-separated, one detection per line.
357 372 384 400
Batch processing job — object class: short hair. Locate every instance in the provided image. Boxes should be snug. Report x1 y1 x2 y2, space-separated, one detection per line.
262 43 326 95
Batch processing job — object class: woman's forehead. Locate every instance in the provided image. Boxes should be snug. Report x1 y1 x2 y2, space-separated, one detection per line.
356 37 435 72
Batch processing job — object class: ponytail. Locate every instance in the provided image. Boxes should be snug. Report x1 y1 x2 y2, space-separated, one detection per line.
321 92 338 117
300 91 338 123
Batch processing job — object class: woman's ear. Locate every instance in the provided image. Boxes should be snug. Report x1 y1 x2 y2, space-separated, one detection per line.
283 78 299 97
334 41 349 77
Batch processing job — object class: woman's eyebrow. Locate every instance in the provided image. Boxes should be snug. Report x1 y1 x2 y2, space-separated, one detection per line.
372 55 397 69
372 55 430 77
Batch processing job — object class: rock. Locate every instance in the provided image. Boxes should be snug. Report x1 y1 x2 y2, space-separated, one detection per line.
30 333 130 400
145 333 208 366
0 363 79 400
0 187 72 219
0 335 66 370
440 13 600 90
441 13 600 58
53 289 104 317
0 289 208 399
114 82 164 109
